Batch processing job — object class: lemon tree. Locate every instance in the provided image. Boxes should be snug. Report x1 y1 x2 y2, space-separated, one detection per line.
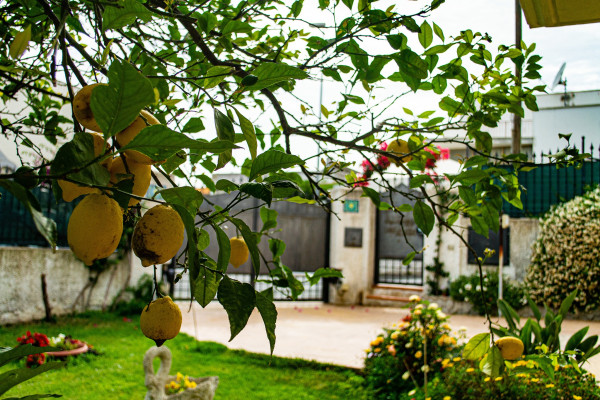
0 0 591 365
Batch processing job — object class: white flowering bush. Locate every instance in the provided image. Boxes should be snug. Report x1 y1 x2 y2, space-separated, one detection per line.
526 186 600 312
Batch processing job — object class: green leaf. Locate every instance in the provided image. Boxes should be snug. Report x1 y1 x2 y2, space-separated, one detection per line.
413 200 435 236
386 34 407 50
471 216 489 238
409 174 434 188
432 22 444 41
197 229 210 251
215 179 239 193
90 60 155 137
0 181 57 248
204 66 232 89
0 345 59 368
260 207 278 232
158 187 204 216
217 276 256 341
249 63 309 91
256 291 277 355
565 327 589 352
306 268 343 286
403 252 416 266
282 264 304 299
182 117 205 133
453 169 488 185
458 186 477 205
240 182 273 206
102 0 152 30
214 109 235 170
498 299 520 331
481 345 503 377
394 49 428 92
361 187 380 207
0 361 66 396
249 150 303 181
463 333 490 360
235 109 257 159
418 21 433 48
230 218 261 275
51 132 110 186
558 289 578 319
526 292 542 321
193 266 221 307
9 25 31 59
171 204 200 282
213 224 231 273
284 196 316 204
121 125 236 162
269 238 286 261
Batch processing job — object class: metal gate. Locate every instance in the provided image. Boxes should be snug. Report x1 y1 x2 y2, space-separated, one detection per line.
374 185 424 286
172 192 331 301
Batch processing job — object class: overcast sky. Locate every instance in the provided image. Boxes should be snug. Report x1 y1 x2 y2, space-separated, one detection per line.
432 0 600 92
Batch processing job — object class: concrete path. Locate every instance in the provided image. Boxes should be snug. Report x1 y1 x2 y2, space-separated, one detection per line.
178 301 600 378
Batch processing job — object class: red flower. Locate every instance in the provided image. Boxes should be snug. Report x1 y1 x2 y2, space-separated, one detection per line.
379 141 388 151
376 155 390 169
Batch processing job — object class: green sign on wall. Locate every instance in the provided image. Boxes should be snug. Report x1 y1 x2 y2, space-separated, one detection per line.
344 200 359 213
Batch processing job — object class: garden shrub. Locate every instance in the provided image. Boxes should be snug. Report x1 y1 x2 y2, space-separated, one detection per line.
526 186 600 312
363 297 464 399
412 359 600 400
449 272 525 315
111 274 155 315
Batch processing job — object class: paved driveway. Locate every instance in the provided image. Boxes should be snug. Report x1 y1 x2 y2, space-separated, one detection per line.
178 301 600 378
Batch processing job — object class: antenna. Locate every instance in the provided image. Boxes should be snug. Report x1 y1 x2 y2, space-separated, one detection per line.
551 62 571 106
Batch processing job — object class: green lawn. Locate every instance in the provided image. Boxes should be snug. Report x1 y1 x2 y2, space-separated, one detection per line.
0 312 368 399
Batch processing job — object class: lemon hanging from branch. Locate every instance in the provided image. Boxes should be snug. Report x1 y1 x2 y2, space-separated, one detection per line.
132 204 185 267
387 139 412 165
495 337 524 360
229 236 249 268
140 296 182 347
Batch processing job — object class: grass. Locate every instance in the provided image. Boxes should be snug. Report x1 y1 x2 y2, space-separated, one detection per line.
0 312 368 399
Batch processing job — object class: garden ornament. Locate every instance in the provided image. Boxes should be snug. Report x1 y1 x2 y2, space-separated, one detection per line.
143 346 219 400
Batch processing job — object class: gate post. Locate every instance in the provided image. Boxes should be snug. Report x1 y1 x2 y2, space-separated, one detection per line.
327 187 377 305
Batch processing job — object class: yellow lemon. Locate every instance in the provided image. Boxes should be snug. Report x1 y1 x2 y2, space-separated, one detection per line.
58 132 111 202
140 296 182 347
72 83 106 132
495 337 524 360
229 236 249 268
109 156 152 207
115 110 161 165
387 139 412 165
132 204 184 267
67 193 123 265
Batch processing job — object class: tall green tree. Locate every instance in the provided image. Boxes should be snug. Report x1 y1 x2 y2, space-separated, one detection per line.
0 0 582 350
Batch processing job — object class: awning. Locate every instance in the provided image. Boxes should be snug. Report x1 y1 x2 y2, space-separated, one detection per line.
520 0 600 28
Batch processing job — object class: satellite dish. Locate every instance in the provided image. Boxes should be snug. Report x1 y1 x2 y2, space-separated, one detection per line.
552 62 567 91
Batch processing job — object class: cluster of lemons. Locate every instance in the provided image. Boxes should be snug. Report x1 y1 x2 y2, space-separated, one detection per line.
65 85 252 346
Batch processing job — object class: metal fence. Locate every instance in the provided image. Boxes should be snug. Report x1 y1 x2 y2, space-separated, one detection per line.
0 185 75 247
502 142 600 217
171 269 325 302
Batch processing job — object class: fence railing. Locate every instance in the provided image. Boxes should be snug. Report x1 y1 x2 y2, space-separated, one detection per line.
502 141 600 217
0 186 76 247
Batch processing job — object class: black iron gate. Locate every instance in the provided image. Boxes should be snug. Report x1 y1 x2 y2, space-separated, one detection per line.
172 192 331 301
374 185 424 286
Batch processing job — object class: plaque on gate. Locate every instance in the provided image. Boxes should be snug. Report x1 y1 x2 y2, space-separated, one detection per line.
344 228 363 247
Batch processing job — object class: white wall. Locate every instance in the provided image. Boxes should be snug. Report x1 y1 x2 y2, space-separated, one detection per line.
0 247 131 325
328 187 377 304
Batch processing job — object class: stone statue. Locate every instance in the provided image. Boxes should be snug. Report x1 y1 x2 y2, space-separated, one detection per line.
143 346 219 400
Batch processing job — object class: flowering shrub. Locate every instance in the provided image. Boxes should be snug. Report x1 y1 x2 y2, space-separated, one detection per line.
354 142 449 187
414 359 600 400
16 331 49 367
526 186 600 312
363 297 464 399
449 272 525 315
165 372 198 395
49 333 86 351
